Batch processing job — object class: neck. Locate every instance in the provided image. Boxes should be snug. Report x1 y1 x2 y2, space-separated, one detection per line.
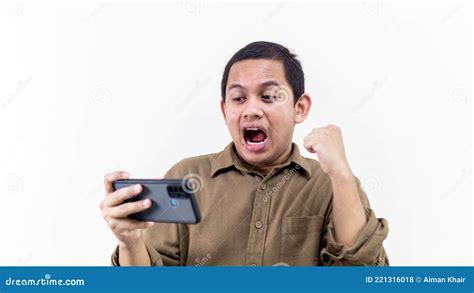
252 143 293 176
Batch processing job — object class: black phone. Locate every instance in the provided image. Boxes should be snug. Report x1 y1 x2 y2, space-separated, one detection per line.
112 179 201 224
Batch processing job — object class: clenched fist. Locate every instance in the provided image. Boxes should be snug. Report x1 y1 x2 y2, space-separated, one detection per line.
303 124 352 178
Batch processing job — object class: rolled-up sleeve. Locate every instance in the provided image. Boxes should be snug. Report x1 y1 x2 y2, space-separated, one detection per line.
320 176 389 266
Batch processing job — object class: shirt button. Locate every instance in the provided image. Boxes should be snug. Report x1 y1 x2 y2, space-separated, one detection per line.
255 221 263 229
260 183 266 190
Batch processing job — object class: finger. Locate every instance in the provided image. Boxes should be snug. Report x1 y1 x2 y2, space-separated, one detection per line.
311 127 327 134
326 124 340 132
303 140 316 153
103 184 142 208
303 134 320 153
106 198 152 219
304 143 317 153
104 171 130 194
304 131 328 144
312 128 330 138
120 218 155 230
107 217 154 232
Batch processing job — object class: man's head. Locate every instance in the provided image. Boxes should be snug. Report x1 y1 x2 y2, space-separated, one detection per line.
221 41 305 103
220 41 312 173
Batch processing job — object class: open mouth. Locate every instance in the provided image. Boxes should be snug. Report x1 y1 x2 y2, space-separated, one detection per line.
244 127 267 144
242 126 268 152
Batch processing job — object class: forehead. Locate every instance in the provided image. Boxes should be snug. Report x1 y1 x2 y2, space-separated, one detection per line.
227 59 288 90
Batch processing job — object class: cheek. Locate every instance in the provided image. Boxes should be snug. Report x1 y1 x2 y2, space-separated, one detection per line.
224 108 240 135
268 110 294 135
225 108 240 123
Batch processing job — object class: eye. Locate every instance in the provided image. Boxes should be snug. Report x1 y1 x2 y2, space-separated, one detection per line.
232 96 246 103
261 95 277 102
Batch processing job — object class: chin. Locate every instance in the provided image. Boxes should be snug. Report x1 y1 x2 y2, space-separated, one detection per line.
236 140 273 165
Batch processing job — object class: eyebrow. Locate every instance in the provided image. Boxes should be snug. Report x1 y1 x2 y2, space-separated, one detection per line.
228 80 281 92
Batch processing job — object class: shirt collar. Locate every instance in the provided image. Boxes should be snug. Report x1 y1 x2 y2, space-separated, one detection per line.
210 142 312 178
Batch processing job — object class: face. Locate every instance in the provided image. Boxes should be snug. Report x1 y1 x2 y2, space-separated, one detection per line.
221 59 311 173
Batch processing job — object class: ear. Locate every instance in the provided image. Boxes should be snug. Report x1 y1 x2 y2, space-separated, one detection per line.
294 93 311 124
220 99 227 122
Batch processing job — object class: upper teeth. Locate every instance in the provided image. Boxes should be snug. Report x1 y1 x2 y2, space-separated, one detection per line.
246 127 259 131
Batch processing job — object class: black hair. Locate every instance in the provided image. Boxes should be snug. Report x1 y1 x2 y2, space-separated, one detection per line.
221 41 305 104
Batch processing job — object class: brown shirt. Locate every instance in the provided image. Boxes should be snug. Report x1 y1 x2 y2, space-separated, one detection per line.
111 142 389 266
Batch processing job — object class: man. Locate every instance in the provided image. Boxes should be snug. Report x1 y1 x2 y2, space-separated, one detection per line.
100 41 389 266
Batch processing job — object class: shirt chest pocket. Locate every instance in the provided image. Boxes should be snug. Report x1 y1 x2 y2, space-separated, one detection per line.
280 215 325 261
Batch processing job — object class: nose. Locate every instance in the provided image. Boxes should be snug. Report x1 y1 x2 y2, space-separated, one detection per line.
242 96 263 120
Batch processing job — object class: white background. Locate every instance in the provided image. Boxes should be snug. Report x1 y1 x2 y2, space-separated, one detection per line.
0 0 472 266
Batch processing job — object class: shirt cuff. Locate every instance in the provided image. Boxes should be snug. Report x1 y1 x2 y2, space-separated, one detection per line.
110 242 164 266
320 208 389 266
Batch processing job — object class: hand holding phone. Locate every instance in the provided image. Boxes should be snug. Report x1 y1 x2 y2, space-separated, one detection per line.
100 172 202 254
113 179 201 224
100 171 155 249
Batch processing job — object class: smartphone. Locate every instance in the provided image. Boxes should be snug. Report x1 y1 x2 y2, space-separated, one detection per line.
112 179 201 224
